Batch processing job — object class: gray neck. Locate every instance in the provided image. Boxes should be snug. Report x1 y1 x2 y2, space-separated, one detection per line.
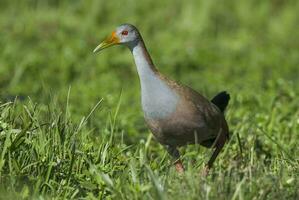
130 41 157 84
130 40 179 119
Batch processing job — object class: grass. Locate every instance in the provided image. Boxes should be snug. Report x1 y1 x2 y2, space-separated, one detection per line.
0 0 299 199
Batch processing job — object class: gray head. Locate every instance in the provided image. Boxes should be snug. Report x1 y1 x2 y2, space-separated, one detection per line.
93 23 141 53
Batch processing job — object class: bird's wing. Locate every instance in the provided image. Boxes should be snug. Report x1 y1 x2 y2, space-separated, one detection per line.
180 85 223 132
163 76 224 134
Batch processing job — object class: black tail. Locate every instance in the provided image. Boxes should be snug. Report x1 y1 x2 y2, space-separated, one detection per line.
211 91 230 113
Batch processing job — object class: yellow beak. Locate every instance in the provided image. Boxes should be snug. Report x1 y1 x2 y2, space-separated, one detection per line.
93 31 120 53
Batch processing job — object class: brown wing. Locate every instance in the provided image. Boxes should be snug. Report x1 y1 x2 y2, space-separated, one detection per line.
149 74 228 146
170 80 225 136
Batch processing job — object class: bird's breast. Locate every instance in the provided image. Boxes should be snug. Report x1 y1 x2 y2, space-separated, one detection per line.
140 76 179 120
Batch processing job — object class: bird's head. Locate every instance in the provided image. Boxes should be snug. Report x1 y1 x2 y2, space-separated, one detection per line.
93 24 140 53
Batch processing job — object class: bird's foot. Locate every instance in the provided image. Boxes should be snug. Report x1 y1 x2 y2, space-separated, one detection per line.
174 160 184 173
201 165 210 176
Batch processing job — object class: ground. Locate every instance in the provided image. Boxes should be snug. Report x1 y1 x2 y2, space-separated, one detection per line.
0 0 298 199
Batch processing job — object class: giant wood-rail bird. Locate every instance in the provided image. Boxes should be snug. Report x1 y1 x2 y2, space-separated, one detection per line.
94 24 230 173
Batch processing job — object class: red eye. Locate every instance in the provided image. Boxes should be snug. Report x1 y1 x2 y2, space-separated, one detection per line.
121 30 128 35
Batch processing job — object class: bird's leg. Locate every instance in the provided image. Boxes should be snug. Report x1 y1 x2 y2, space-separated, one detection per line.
206 144 223 169
203 132 227 175
202 147 222 176
165 145 184 173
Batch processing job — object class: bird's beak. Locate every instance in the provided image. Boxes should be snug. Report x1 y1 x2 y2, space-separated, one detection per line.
93 31 120 53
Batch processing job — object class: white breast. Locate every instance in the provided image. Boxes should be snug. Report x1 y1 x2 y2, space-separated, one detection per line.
140 72 179 119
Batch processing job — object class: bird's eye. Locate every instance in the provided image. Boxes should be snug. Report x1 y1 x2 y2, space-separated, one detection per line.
121 30 128 36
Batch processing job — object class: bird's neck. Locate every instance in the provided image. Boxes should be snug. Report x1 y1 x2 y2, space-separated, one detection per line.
130 40 158 79
130 39 179 119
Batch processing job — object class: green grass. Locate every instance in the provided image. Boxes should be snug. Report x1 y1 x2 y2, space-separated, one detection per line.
0 0 299 199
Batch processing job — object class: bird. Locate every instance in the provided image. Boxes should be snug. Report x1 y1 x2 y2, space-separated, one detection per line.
93 24 230 173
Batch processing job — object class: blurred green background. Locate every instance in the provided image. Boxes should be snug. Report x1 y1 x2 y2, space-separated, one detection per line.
1 0 298 129
0 0 299 199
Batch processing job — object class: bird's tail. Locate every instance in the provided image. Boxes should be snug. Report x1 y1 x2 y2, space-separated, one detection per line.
211 91 230 113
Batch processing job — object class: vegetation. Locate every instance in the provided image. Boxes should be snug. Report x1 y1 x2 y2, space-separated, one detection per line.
0 0 298 199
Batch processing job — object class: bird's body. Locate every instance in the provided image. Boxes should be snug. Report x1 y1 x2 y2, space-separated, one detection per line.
132 40 228 147
94 24 230 173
